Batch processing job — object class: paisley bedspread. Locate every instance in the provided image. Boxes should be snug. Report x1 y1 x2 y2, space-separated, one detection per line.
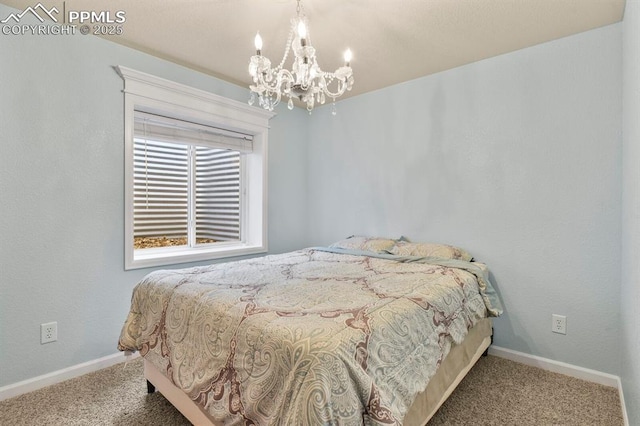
118 248 502 425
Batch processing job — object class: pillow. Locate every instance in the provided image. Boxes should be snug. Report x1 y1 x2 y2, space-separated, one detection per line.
389 241 473 261
328 236 397 253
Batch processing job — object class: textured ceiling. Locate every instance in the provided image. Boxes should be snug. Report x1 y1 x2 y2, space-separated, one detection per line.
2 0 625 102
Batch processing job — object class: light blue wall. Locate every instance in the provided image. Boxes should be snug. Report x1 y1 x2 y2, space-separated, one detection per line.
307 24 622 374
0 1 631 405
0 3 307 387
621 1 640 424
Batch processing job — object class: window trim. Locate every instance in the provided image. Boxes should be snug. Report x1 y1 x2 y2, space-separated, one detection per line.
116 66 274 270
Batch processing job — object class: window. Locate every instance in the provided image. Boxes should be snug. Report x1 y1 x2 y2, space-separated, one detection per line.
117 66 274 269
133 111 249 249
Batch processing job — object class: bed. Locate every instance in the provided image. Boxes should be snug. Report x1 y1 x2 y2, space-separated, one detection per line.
118 237 503 425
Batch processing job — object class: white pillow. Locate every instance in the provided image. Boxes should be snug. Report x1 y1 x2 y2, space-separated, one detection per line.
389 241 473 261
329 236 397 253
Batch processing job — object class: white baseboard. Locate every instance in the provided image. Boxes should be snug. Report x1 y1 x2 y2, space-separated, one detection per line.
0 351 139 402
489 346 629 426
618 377 629 426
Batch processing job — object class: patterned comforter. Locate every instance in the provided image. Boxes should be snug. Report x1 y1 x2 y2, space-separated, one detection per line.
118 248 502 425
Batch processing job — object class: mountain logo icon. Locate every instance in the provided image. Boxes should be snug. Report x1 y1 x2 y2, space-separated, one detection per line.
1 3 59 24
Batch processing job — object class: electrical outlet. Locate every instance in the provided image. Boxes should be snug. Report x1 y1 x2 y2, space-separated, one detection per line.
552 314 566 335
41 322 58 344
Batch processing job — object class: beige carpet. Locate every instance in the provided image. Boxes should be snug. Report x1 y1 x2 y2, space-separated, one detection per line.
0 355 623 425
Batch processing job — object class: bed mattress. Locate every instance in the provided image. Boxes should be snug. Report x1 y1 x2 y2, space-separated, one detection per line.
118 247 501 425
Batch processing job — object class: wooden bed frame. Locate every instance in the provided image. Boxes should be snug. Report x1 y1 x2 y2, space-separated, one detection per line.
144 318 493 425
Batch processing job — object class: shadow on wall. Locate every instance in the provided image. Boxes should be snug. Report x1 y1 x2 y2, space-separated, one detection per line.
488 270 531 353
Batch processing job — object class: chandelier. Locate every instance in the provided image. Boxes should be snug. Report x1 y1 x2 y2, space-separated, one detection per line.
248 0 354 113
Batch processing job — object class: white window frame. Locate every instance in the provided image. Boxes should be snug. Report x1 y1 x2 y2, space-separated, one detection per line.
116 66 274 270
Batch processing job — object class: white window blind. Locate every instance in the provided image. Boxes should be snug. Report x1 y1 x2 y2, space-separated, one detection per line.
195 147 241 242
133 111 247 247
133 139 189 241
134 111 253 152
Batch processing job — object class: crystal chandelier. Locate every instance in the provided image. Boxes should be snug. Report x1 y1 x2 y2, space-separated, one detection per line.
248 0 354 113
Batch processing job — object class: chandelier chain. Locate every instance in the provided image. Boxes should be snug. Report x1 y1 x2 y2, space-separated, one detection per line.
275 21 295 71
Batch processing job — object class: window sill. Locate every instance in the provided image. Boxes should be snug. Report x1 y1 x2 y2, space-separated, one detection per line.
125 242 267 270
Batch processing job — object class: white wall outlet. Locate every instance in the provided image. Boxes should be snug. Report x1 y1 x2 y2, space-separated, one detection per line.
552 314 566 335
41 322 58 344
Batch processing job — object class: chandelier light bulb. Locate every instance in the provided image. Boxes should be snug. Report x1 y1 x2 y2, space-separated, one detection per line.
297 20 307 41
298 20 308 50
254 32 263 54
344 48 352 66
